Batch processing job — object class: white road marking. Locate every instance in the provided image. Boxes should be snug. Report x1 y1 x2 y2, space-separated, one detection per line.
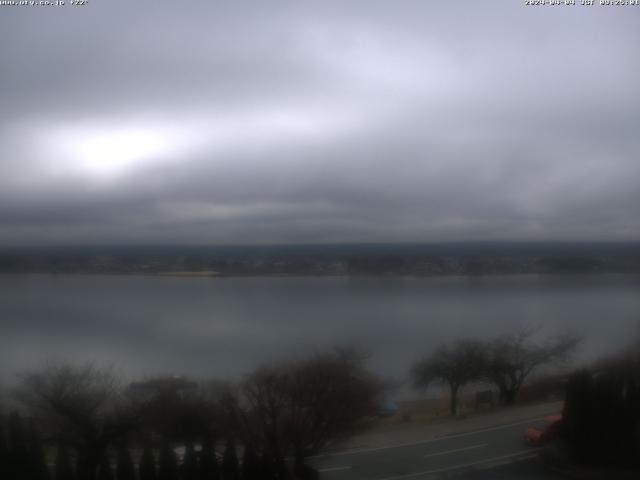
318 465 352 473
423 443 488 458
310 415 553 459
376 449 541 480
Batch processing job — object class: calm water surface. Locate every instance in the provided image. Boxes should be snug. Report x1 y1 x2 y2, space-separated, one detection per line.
1 274 639 386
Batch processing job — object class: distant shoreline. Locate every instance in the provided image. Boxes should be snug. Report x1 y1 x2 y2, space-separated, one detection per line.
154 270 221 277
1 243 639 276
2 271 640 280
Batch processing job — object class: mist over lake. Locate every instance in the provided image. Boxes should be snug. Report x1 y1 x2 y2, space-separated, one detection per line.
2 274 639 388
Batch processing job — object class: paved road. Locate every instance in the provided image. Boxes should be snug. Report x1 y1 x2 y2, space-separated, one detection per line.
309 416 562 480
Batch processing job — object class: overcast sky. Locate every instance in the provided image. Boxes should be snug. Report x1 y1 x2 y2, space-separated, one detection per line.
1 0 639 246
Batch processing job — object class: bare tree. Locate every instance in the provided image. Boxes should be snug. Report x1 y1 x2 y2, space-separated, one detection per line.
131 376 222 442
284 351 382 456
485 328 581 405
15 362 143 480
412 339 485 416
241 367 289 461
237 350 383 463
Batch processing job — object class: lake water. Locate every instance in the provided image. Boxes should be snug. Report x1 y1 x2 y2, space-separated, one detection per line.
1 274 639 389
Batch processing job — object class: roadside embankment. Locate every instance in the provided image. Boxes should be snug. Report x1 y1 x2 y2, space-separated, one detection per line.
333 400 563 454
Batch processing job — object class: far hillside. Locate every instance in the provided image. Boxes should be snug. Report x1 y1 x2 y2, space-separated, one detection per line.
0 242 639 276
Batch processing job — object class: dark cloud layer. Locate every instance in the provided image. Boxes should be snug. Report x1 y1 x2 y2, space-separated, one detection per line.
1 0 639 245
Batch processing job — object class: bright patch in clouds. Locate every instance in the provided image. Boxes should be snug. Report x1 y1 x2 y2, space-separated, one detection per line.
38 106 360 181
48 124 188 177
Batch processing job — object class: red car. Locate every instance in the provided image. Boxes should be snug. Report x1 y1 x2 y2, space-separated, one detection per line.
524 414 563 446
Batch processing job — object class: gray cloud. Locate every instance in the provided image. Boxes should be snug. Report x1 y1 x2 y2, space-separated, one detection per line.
1 0 639 245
